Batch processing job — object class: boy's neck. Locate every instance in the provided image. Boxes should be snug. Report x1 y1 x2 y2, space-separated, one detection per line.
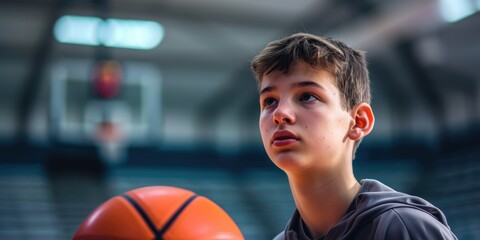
287 171 361 238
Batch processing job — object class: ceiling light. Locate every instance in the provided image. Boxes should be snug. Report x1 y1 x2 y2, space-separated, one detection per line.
439 0 477 23
54 15 164 50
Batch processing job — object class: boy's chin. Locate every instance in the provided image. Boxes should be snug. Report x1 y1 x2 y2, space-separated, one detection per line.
271 151 307 171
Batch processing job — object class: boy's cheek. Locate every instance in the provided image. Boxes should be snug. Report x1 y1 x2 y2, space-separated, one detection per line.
258 114 268 128
258 124 270 143
259 120 271 133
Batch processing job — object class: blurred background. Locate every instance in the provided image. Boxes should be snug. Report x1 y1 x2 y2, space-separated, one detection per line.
0 0 479 239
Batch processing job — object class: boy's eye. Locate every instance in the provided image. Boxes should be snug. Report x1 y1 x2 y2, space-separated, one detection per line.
299 93 317 102
263 97 277 107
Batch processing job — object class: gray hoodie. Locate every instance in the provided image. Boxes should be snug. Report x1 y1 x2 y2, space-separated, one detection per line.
274 179 458 240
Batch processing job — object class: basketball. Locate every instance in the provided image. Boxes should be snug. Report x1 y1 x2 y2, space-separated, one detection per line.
72 186 244 240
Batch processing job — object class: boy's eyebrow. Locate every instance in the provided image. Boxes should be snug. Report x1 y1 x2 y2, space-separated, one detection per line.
259 86 276 96
292 81 327 91
259 81 327 96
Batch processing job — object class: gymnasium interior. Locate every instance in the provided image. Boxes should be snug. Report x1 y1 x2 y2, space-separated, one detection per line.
1 0 479 239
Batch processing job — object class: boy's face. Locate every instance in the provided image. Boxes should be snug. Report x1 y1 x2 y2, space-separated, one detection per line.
258 61 355 174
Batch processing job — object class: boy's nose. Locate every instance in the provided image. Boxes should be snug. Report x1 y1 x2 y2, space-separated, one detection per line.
273 101 295 125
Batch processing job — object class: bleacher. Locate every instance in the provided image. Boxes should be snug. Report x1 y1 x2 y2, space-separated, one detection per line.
5 156 477 240
421 146 480 240
0 164 294 240
1 137 479 240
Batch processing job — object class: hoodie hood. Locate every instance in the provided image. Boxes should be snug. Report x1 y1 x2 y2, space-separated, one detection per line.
326 179 451 239
280 179 453 240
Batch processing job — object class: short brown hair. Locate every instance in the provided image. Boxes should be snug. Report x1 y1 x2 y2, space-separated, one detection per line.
251 32 371 111
251 33 371 158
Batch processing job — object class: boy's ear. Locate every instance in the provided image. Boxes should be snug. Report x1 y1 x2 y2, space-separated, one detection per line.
348 103 375 141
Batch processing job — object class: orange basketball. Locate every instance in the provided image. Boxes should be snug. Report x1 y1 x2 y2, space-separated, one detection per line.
73 186 244 240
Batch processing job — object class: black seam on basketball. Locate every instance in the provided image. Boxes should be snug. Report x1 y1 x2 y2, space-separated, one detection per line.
121 194 158 238
156 194 199 239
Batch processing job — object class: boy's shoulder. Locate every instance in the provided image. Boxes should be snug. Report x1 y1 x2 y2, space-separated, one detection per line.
273 207 457 240
350 179 457 239
360 205 457 240
274 179 458 240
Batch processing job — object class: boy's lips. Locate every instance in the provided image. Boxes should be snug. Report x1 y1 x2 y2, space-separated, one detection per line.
272 130 299 147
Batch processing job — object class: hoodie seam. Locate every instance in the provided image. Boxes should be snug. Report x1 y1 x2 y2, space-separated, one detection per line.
391 208 414 239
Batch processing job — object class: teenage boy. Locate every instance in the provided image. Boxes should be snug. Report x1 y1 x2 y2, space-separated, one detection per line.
251 33 457 240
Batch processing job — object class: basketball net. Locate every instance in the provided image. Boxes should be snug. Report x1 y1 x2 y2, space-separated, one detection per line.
95 121 127 164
